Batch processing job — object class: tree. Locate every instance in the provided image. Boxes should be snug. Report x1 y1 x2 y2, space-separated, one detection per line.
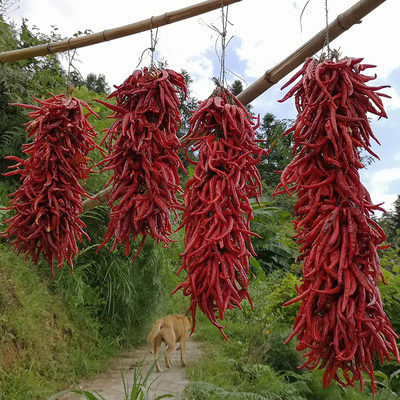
176 68 199 138
379 195 400 249
250 199 298 276
0 0 18 18
392 196 400 228
256 113 294 188
230 79 244 96
86 73 110 94
70 72 111 94
0 16 68 176
229 79 253 114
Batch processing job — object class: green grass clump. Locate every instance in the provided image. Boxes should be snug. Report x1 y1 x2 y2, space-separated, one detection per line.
0 243 118 399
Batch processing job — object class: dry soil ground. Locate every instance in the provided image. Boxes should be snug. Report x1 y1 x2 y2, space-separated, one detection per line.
56 339 202 400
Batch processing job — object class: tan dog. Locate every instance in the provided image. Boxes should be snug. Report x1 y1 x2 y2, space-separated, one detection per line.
147 314 191 372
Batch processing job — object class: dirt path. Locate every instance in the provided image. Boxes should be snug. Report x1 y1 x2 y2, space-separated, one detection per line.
57 339 202 400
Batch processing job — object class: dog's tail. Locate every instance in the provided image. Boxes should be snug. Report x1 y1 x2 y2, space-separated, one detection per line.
147 319 162 343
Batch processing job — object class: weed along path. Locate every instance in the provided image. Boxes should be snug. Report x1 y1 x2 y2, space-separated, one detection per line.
57 339 202 400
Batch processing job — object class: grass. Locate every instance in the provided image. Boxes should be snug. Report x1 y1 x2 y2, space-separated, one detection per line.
0 243 120 399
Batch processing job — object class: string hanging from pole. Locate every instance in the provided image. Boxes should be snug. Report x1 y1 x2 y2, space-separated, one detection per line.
319 0 341 61
300 0 336 61
150 17 159 68
219 1 229 88
209 1 232 88
207 1 246 89
322 0 331 59
66 40 72 93
65 41 80 97
135 16 159 69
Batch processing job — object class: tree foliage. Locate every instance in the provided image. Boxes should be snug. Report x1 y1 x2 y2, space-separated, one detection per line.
257 112 294 188
0 17 67 175
229 79 244 96
70 72 111 94
379 195 400 249
250 198 298 276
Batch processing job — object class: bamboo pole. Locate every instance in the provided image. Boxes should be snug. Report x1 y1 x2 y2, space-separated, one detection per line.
237 0 386 106
0 0 241 63
83 188 112 213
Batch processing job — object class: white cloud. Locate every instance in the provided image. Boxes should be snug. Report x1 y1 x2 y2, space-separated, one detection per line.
363 168 400 213
371 193 398 215
370 168 400 189
384 85 400 111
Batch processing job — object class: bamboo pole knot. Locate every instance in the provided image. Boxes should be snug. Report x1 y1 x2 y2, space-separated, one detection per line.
163 12 171 25
263 69 278 85
336 14 354 31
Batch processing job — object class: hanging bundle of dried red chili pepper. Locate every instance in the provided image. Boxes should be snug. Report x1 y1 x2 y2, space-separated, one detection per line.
174 85 268 340
1 94 100 274
274 56 399 393
96 67 187 262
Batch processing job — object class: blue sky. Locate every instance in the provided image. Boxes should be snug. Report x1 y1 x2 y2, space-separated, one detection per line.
8 0 400 212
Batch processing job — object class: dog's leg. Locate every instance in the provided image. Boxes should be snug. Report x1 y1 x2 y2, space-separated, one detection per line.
180 338 187 367
161 325 175 369
164 339 174 369
153 336 163 372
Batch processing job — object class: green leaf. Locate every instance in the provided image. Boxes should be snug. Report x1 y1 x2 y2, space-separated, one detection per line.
390 368 400 381
250 256 261 270
188 164 195 178
46 390 72 400
249 197 274 209
374 370 390 383
70 389 105 400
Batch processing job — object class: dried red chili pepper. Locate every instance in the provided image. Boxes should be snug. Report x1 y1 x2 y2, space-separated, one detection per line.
174 85 269 340
275 57 399 393
1 94 100 275
96 67 187 262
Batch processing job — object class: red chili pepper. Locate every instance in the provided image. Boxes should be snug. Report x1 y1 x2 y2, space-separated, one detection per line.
1 94 100 274
275 57 399 394
96 67 187 261
173 86 269 339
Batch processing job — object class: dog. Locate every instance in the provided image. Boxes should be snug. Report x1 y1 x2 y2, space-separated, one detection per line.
147 314 191 372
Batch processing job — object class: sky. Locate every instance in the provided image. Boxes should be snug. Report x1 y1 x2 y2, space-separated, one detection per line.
6 0 400 214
